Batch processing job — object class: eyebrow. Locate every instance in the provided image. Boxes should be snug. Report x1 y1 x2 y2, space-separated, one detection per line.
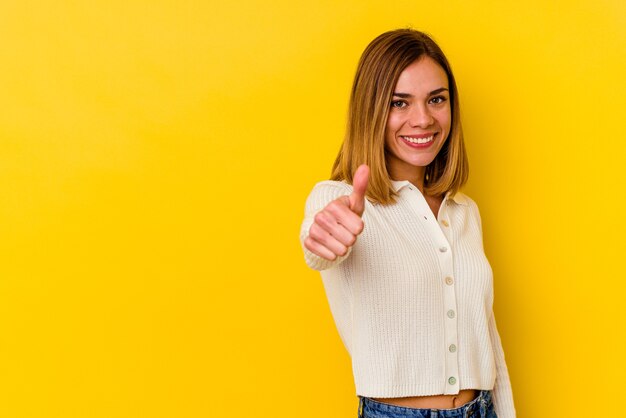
393 88 449 98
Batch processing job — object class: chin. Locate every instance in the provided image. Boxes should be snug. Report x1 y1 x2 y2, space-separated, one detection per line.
404 155 437 167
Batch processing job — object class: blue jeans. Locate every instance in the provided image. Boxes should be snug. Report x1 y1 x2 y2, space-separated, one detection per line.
358 390 497 418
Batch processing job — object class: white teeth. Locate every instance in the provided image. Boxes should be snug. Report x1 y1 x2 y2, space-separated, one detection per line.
402 135 434 144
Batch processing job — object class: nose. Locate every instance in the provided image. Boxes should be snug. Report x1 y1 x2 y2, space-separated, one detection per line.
409 103 434 128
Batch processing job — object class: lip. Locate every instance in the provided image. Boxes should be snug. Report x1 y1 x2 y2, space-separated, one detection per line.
400 132 437 148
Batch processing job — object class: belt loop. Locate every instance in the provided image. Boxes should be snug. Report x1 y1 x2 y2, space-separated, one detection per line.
358 397 364 418
479 391 487 417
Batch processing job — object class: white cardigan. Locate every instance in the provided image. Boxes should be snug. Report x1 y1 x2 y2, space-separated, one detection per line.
300 179 516 418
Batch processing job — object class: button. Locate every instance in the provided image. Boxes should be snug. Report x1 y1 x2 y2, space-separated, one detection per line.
449 344 457 353
448 376 457 385
439 246 448 252
441 220 449 227
447 309 455 319
445 276 454 285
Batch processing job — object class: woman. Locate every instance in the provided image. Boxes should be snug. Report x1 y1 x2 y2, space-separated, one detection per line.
299 29 516 418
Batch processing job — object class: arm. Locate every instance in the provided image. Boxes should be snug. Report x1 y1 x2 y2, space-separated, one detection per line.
299 181 355 271
471 198 517 417
488 311 517 418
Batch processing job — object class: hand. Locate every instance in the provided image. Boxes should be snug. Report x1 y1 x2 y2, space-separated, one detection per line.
304 164 369 261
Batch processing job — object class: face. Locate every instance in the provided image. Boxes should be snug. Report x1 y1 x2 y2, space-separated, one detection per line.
384 56 452 182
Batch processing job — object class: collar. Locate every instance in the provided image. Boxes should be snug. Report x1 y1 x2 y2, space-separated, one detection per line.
391 180 469 206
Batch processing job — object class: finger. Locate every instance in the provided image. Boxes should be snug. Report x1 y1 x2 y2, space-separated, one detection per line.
304 236 337 261
349 164 370 216
308 222 349 257
314 210 359 247
324 200 365 236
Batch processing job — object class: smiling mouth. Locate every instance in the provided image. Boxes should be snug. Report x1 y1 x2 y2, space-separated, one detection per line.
400 134 436 144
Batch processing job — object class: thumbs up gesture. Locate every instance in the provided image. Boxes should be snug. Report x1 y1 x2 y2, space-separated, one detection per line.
304 164 370 261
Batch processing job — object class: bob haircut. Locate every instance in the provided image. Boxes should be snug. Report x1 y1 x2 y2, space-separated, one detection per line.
330 28 469 205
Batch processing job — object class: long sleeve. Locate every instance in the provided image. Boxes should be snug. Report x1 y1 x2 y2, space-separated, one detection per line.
488 311 516 418
299 181 354 271
303 184 512 400
473 200 516 416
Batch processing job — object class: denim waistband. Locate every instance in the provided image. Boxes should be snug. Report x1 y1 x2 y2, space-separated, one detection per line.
358 390 492 418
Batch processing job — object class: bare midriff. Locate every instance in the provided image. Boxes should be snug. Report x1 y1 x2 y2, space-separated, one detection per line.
371 389 478 409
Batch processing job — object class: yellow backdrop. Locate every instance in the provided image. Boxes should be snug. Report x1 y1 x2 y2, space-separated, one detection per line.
1 1 625 417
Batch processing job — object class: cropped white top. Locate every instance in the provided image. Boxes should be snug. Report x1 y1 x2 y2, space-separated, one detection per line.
300 179 516 418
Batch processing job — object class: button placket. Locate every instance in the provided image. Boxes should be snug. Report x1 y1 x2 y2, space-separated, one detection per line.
405 185 460 394
438 225 459 395
439 199 459 395
437 195 454 242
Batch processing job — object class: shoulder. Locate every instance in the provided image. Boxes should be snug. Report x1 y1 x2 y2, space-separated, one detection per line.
306 180 353 201
450 191 482 217
450 190 476 207
311 180 353 193
452 192 485 230
304 180 353 214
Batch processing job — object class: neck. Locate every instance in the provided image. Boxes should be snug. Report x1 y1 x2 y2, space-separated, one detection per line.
389 166 426 194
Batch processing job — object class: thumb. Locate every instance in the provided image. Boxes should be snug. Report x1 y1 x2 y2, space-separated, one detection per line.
349 164 370 216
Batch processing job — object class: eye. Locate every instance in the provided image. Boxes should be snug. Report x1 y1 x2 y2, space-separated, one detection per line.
429 96 448 105
391 100 407 108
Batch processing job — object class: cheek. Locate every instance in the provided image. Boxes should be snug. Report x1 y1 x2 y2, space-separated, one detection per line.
443 117 452 132
435 109 452 132
386 113 403 134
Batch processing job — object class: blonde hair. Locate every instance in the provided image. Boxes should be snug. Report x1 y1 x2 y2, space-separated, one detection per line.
330 28 469 205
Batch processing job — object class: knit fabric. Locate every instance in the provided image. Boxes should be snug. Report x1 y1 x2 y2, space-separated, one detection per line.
300 179 516 418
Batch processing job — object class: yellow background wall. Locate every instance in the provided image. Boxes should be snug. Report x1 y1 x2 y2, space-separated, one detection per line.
1 1 624 417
